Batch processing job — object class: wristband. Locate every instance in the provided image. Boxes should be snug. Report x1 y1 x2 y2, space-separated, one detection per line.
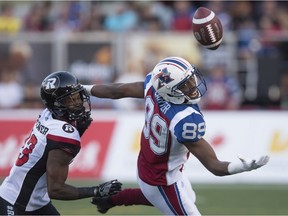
78 186 98 198
227 162 245 174
82 85 94 96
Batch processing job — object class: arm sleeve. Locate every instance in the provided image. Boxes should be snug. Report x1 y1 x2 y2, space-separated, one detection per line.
144 73 153 97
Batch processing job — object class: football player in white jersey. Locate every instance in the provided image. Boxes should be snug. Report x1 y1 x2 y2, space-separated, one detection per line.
0 71 122 215
83 56 269 215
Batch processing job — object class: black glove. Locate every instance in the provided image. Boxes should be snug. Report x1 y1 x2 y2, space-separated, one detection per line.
94 179 122 197
77 112 93 137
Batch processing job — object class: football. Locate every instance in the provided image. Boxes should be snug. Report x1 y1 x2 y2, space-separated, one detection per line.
192 7 223 50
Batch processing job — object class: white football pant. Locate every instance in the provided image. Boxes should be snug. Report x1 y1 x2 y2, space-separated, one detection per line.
137 173 201 216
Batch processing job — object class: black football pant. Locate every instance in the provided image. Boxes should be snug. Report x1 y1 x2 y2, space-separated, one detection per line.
0 196 60 215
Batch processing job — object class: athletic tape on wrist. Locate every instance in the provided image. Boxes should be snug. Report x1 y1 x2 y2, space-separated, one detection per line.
82 85 93 96
227 162 245 174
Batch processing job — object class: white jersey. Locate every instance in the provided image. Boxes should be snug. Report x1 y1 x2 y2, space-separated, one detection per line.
138 73 206 186
0 109 81 211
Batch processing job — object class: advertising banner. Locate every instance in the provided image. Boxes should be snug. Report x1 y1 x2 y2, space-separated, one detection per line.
0 110 287 184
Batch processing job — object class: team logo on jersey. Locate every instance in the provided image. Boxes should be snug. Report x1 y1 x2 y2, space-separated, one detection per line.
62 123 75 133
156 68 174 89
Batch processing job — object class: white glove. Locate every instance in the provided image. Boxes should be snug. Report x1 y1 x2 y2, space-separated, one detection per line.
228 155 270 174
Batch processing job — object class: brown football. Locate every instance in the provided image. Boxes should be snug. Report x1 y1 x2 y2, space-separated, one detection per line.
192 7 223 50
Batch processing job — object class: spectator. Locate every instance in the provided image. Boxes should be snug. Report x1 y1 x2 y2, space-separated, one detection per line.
136 1 172 32
0 68 24 109
257 15 281 57
136 3 164 32
170 1 196 31
256 1 281 57
201 64 242 110
149 1 173 30
23 2 53 32
81 2 105 31
52 1 88 34
276 6 288 31
0 3 21 34
206 1 232 31
280 69 288 110
103 2 138 32
0 41 33 109
256 1 279 24
275 6 288 65
230 1 258 60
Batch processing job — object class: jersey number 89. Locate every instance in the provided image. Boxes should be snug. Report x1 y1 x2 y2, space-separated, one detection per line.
143 97 205 155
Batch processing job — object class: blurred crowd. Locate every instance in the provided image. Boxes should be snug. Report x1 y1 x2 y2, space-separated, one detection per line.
0 1 288 110
0 1 287 34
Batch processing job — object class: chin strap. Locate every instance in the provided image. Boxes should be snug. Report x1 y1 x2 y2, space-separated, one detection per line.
185 97 201 104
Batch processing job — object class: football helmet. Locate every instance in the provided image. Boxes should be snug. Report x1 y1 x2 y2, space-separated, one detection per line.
40 71 91 122
151 56 207 104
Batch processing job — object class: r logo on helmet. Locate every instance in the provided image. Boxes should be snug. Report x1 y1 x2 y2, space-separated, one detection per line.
44 78 57 90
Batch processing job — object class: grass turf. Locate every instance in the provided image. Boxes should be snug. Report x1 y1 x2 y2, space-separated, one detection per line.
52 182 288 215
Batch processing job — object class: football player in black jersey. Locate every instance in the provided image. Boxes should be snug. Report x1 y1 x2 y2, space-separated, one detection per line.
0 71 122 215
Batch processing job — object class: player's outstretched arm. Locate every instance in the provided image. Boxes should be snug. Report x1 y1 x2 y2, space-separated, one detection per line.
83 82 144 99
184 138 269 176
185 138 230 176
46 149 122 200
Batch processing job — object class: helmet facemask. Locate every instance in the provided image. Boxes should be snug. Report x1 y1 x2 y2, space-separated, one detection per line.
177 66 207 104
53 87 91 122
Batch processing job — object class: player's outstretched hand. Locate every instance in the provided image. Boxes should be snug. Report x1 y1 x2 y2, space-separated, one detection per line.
76 112 93 130
76 112 93 137
228 155 270 174
95 179 122 197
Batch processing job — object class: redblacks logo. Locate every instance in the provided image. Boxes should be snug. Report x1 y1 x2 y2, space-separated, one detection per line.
0 120 116 178
62 123 75 133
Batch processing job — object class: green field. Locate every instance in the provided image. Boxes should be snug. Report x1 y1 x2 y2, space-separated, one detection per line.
52 182 288 215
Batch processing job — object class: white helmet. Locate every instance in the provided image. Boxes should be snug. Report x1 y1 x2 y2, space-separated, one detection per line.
152 56 207 104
